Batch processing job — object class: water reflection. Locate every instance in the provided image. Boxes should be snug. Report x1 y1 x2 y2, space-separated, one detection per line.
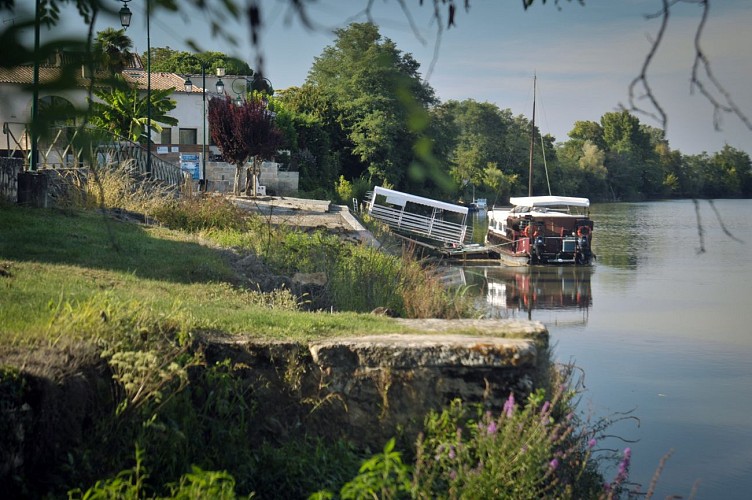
454 265 593 324
453 201 752 498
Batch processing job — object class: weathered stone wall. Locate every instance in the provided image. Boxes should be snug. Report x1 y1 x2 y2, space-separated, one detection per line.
0 319 548 494
195 319 549 449
204 161 299 195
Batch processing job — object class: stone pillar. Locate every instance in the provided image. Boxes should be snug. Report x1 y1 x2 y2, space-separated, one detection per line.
17 171 48 207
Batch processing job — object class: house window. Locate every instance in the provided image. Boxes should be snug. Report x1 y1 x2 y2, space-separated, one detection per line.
179 128 197 145
160 128 172 144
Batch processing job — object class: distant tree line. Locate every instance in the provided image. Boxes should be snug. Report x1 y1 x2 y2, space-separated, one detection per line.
269 23 751 204
11 12 752 204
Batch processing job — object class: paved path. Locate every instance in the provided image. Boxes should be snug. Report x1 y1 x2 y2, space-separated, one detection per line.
230 196 379 246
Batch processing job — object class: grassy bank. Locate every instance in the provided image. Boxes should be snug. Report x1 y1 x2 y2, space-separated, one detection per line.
0 204 415 347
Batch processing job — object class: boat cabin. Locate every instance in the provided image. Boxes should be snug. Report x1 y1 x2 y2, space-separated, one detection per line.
487 196 594 265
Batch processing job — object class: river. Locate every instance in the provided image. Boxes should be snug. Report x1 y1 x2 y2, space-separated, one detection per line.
454 199 752 499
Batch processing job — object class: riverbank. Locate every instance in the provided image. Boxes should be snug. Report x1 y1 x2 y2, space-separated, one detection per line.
1 199 566 497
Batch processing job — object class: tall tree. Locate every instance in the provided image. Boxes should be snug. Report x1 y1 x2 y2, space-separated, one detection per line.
444 100 509 194
208 95 283 196
600 110 656 200
306 23 437 188
94 28 134 75
710 145 752 197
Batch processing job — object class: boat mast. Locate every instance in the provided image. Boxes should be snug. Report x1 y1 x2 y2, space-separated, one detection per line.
528 74 536 197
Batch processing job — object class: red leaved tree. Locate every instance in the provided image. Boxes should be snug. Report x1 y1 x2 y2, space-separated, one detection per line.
208 94 282 196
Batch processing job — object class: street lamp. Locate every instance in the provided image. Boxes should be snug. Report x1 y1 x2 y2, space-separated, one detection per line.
118 0 151 174
118 0 132 28
183 62 226 192
215 67 226 94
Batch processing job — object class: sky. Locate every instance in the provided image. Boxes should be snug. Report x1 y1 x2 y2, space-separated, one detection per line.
40 0 752 154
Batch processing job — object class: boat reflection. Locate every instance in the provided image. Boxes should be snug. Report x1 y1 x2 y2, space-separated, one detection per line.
458 265 594 325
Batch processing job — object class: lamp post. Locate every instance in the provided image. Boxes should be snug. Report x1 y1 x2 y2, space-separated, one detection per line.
184 63 225 192
118 0 150 174
30 0 41 171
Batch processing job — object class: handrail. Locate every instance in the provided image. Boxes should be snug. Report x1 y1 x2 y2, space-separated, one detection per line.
2 122 185 186
369 204 467 245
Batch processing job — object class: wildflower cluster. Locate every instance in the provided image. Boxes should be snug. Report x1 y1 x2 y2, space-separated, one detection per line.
602 447 632 498
413 384 605 499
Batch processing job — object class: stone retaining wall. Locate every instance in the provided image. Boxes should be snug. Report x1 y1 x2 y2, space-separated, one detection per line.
195 319 549 449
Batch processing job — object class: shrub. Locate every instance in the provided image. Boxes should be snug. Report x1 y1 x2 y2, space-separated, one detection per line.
329 244 405 314
334 175 353 204
83 164 176 215
411 368 606 499
150 195 250 232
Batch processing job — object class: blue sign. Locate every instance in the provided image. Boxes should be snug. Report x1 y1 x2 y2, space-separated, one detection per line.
180 154 201 180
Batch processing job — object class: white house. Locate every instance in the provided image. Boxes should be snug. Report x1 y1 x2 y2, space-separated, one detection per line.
0 52 297 194
0 53 206 163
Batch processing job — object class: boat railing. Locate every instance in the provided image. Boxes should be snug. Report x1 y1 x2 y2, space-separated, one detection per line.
369 204 467 246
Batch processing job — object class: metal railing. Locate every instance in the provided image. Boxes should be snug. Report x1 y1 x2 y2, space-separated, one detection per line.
96 140 184 185
2 122 185 187
369 204 467 246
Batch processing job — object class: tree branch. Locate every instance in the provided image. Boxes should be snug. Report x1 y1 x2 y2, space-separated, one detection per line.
626 0 751 136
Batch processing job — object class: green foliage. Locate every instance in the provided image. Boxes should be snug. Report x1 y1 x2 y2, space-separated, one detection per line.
166 466 239 500
350 176 373 207
306 23 437 188
334 175 354 204
94 28 134 75
338 438 412 500
47 293 197 350
89 83 178 143
261 230 343 276
411 381 605 499
250 437 362 498
150 195 251 232
69 447 241 500
68 445 151 500
148 47 252 76
329 244 406 314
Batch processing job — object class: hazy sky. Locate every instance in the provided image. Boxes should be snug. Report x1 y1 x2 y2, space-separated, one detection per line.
47 0 752 154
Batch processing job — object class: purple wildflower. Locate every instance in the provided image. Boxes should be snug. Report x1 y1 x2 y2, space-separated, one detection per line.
449 470 457 481
588 438 597 449
486 421 498 435
549 458 560 470
614 447 632 484
503 393 515 418
448 445 456 460
541 401 551 414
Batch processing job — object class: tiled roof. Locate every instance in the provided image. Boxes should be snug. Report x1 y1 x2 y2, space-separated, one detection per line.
0 65 202 93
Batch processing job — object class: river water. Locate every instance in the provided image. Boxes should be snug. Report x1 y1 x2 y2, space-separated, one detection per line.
454 199 752 499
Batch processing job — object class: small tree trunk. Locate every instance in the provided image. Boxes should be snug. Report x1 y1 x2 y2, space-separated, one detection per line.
251 155 259 198
234 163 243 196
245 164 253 196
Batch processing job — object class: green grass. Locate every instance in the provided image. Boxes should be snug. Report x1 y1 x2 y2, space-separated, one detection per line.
0 204 401 346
